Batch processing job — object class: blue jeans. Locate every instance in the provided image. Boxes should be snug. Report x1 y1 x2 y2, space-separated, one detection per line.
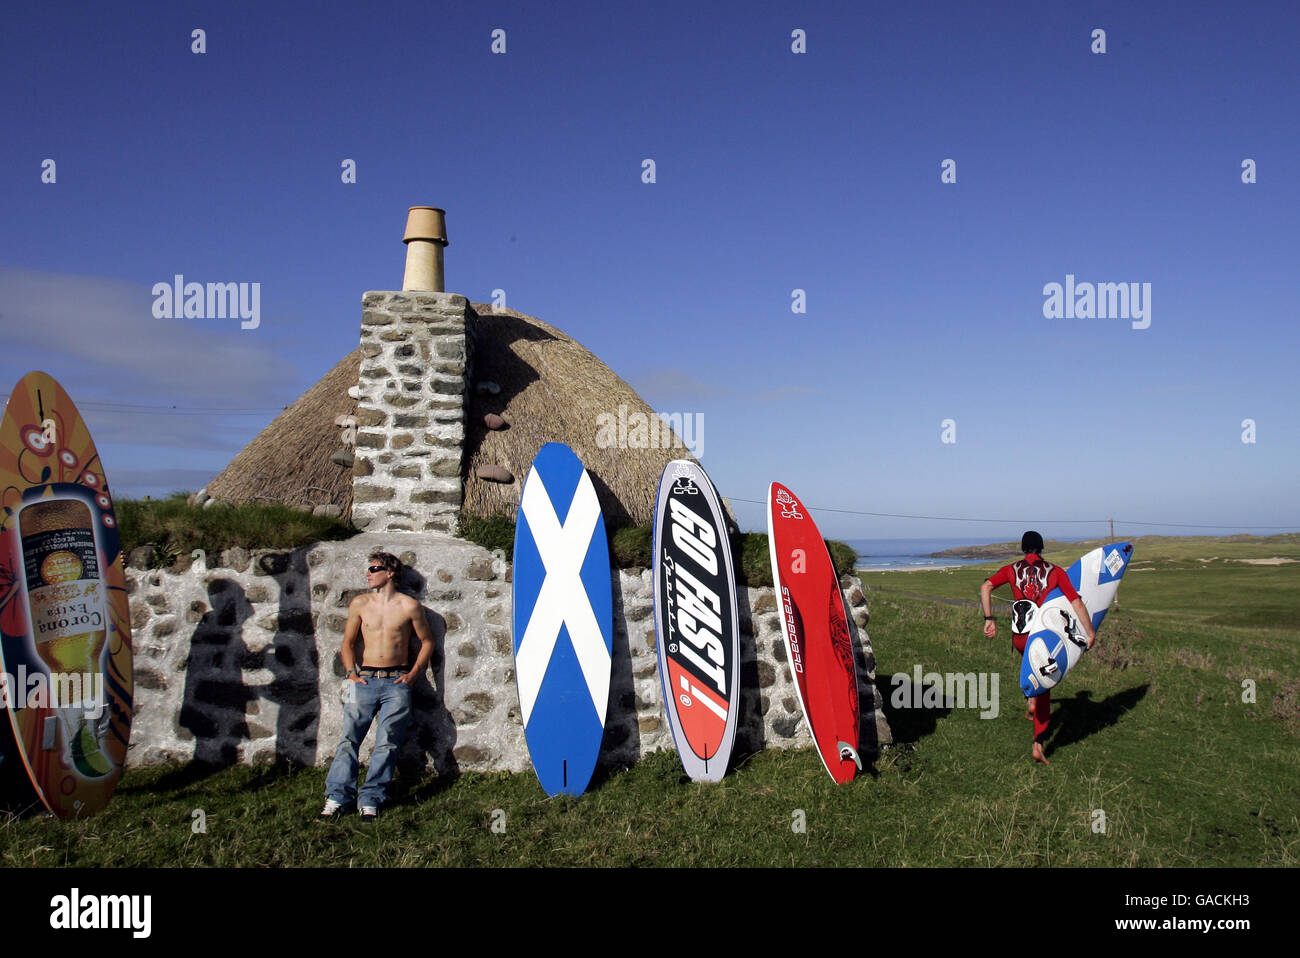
324 678 412 808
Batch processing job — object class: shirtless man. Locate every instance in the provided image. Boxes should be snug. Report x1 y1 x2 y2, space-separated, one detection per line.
320 552 434 820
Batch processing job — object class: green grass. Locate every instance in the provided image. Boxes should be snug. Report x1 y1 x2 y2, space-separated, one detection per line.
117 493 356 566
2 537 1295 866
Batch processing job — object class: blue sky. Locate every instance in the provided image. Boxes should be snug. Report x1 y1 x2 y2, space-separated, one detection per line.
2 0 1297 540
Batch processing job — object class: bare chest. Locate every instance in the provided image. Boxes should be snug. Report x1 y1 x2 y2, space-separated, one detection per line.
359 599 410 638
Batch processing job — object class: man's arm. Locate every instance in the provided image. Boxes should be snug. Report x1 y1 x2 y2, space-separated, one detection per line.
981 565 1010 638
980 579 999 638
1052 567 1097 648
342 597 366 683
398 602 436 685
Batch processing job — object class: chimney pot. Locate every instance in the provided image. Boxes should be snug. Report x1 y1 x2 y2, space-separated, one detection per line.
402 206 448 291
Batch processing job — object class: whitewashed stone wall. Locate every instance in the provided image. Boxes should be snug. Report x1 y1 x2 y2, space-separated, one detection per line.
350 292 472 535
125 532 889 776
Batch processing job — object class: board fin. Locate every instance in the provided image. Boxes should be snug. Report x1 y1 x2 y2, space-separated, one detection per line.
838 742 862 771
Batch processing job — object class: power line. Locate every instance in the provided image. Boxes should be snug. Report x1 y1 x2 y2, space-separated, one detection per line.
727 497 1297 530
76 401 289 416
1112 519 1298 530
3 398 290 414
728 497 1102 524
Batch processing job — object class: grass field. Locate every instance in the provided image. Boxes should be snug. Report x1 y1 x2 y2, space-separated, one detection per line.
2 536 1296 867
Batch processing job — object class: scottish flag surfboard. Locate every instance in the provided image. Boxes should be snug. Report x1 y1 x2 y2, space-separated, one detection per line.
1020 543 1133 697
511 443 613 796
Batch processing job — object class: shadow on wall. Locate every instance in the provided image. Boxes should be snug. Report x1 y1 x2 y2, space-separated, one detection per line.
844 587 883 775
589 578 639 789
177 577 253 772
387 563 457 792
173 549 323 777
167 554 457 792
259 551 319 767
733 583 768 766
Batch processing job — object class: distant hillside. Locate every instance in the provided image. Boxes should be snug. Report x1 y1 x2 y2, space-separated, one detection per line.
932 532 1300 561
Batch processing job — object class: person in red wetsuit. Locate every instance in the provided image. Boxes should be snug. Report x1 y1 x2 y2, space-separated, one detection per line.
979 531 1096 765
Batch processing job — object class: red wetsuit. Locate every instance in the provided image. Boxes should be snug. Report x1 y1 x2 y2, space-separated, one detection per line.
986 554 1080 742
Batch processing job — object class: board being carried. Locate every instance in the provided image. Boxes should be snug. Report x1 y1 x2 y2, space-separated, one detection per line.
511 442 613 796
766 482 861 783
0 371 134 817
652 460 740 782
1020 543 1134 697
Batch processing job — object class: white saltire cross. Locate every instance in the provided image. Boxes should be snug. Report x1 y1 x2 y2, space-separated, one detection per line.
515 469 610 727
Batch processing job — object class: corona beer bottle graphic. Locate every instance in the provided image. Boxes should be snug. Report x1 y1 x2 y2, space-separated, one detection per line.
19 498 113 777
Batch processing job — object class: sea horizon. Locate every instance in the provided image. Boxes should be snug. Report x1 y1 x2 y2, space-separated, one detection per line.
848 535 1104 571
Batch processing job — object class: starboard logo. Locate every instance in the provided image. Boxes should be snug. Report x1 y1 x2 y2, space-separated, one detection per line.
780 586 804 674
49 888 151 938
670 476 699 497
775 489 803 519
662 496 727 700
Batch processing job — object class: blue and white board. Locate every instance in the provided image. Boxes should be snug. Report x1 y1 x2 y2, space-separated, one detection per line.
512 442 613 796
1020 543 1134 697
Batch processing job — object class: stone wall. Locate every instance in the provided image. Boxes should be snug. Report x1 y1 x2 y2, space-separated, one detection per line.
350 292 473 536
126 531 890 776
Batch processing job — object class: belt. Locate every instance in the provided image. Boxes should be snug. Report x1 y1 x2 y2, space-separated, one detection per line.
358 666 409 678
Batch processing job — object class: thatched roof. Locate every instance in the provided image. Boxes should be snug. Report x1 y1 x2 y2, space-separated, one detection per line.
206 303 690 527
205 351 358 512
464 304 691 527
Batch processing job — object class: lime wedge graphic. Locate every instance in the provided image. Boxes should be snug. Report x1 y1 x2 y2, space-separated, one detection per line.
71 722 113 778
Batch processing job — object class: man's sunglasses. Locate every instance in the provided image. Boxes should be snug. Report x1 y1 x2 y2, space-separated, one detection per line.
366 565 392 574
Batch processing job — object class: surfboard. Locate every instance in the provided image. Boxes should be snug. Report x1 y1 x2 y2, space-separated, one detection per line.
652 460 740 782
511 442 613 796
766 482 861 783
0 371 134 817
1019 543 1134 697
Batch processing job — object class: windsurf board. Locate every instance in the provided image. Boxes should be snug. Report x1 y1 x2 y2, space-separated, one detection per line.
0 371 134 817
766 482 861 783
652 460 740 782
1019 543 1134 697
511 442 613 796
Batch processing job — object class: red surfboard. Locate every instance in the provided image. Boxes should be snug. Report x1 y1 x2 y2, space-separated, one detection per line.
766 482 860 783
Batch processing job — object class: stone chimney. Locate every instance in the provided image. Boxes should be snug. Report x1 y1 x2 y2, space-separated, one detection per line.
350 207 473 535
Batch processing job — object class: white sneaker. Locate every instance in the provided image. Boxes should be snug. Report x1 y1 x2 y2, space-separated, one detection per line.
319 798 346 819
360 805 378 821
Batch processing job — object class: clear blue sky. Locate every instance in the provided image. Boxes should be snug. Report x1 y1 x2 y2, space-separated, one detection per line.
2 0 1297 540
